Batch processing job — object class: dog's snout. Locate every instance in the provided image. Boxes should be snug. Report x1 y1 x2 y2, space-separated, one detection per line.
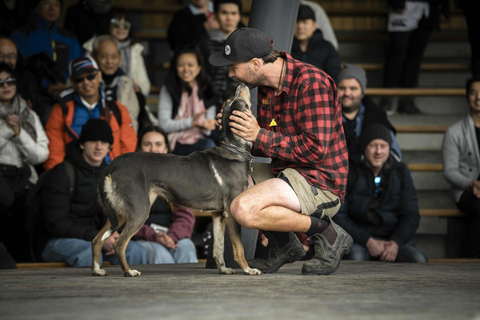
237 84 251 109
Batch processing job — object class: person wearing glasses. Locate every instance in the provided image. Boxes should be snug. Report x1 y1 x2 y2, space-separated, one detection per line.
333 124 427 263
43 56 137 170
0 62 49 262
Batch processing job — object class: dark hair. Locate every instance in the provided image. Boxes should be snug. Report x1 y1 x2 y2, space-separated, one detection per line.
0 62 14 76
165 46 213 118
136 125 170 152
214 0 242 14
467 76 480 95
107 7 136 43
261 49 281 64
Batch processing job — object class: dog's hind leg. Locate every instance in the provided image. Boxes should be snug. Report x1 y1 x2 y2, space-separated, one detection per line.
212 212 235 274
225 213 261 275
92 218 115 276
113 214 146 277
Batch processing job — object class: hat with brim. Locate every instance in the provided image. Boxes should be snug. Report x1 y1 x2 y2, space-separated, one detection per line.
209 27 273 67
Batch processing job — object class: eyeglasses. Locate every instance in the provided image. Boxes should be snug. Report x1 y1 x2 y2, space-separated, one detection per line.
0 53 17 60
72 72 97 84
0 77 16 87
110 19 131 29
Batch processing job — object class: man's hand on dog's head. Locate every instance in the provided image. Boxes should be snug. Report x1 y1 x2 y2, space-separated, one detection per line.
229 110 260 143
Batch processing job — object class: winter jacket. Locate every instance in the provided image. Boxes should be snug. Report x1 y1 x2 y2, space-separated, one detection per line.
333 155 420 247
44 88 137 170
291 29 341 80
40 141 107 246
442 115 480 203
167 6 209 50
10 16 82 81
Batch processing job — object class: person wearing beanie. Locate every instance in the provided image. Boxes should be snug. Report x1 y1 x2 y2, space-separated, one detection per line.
37 119 148 267
442 77 480 257
337 63 402 159
291 4 341 79
334 123 427 263
44 55 137 170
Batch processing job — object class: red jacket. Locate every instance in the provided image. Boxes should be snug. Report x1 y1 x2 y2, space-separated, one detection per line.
44 89 137 170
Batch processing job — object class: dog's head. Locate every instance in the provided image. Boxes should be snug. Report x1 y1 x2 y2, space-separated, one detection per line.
221 83 252 150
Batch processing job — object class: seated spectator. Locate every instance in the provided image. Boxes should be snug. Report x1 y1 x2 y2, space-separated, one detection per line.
0 0 28 37
132 126 198 264
39 119 147 267
199 0 242 105
64 0 114 46
168 0 219 51
291 5 341 80
83 8 151 98
334 124 427 263
300 0 338 50
0 62 49 262
337 64 402 159
0 37 46 123
442 77 480 258
90 35 140 132
44 56 136 170
10 0 82 100
158 46 218 155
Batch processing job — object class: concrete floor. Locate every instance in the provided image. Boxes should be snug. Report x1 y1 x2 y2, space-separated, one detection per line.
1 261 479 320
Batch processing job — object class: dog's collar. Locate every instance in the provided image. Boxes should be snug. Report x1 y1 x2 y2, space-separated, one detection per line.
220 142 255 173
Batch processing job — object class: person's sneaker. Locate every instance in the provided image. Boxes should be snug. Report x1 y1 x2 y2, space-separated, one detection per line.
301 217 353 275
248 231 306 273
397 96 422 114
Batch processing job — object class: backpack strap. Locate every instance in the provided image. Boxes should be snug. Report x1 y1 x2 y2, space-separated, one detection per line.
105 100 122 127
62 160 75 194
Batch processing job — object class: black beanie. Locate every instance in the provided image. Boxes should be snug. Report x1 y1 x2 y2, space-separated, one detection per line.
297 5 316 21
79 119 114 144
360 124 392 151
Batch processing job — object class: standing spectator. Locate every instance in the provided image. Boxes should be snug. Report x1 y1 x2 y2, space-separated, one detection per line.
168 0 219 51
0 0 28 37
0 171 17 269
83 8 151 99
458 0 480 77
380 0 449 114
300 0 338 51
337 64 401 159
291 5 341 80
334 124 427 263
0 37 46 123
199 0 242 104
90 35 140 132
10 0 83 99
39 119 147 267
64 0 114 46
0 62 49 262
132 126 198 264
158 46 218 155
44 56 137 170
442 77 480 258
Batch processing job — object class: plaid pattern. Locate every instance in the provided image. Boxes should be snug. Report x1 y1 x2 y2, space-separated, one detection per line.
252 52 349 200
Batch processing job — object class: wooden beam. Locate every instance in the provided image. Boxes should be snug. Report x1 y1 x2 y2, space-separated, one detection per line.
365 88 466 96
407 164 443 172
395 125 449 133
420 209 465 218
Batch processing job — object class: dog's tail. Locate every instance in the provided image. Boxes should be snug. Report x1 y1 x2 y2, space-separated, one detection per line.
98 174 124 231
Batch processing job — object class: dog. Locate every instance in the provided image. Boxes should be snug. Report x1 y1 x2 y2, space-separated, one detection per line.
91 83 261 277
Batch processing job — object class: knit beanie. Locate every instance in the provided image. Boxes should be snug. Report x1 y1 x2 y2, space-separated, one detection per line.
79 119 114 144
360 124 392 151
297 5 316 21
336 63 367 94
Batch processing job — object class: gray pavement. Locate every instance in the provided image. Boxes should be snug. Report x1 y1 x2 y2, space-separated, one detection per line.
1 261 479 320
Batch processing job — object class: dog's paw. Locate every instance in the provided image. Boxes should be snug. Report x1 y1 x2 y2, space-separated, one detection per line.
218 267 236 275
243 267 262 275
92 268 108 276
124 269 142 277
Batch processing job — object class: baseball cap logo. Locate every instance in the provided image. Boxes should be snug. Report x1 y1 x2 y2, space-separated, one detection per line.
225 45 231 55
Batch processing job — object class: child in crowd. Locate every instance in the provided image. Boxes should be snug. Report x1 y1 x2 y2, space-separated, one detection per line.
157 46 218 155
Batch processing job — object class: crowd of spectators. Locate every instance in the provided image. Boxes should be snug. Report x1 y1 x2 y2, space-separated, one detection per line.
0 0 478 269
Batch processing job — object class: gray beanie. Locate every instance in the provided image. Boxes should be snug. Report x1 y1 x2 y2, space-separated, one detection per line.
336 63 367 94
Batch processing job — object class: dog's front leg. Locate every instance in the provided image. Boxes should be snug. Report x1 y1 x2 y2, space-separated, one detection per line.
212 212 235 274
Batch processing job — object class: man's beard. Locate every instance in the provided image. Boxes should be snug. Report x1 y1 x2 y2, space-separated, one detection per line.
240 68 264 89
341 99 360 114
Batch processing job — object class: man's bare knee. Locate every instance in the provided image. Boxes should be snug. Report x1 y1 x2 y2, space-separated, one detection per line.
231 197 258 229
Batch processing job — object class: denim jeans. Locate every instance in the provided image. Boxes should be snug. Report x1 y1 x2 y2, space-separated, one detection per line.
136 238 198 264
344 241 427 263
42 238 148 267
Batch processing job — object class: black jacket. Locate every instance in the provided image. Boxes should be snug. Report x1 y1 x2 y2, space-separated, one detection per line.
167 7 209 51
333 155 420 247
291 29 341 80
40 141 107 243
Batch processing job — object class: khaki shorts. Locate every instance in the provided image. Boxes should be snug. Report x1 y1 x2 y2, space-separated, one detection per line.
251 162 341 218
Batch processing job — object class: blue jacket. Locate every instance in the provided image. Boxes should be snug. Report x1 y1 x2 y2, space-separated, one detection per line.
11 16 82 81
333 154 420 247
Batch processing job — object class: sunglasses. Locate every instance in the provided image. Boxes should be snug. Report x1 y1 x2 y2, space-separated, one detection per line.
111 19 131 29
72 72 97 84
0 77 16 87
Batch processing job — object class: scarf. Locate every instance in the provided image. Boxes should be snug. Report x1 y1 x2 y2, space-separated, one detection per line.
118 39 132 77
168 82 206 150
0 94 37 141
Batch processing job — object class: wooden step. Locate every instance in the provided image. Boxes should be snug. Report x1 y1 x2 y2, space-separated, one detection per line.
428 259 480 263
357 62 470 72
16 261 113 269
366 88 465 96
407 164 443 172
420 209 465 218
395 125 448 133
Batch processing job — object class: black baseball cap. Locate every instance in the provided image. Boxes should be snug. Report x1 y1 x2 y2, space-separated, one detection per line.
209 27 273 67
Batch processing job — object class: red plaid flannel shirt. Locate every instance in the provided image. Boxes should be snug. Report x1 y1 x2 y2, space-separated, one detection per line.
252 52 349 200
